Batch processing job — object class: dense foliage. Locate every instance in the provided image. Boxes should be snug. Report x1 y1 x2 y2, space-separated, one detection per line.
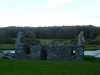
0 25 100 44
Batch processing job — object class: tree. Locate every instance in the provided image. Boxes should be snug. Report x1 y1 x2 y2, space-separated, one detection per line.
0 31 14 44
24 31 35 39
24 31 36 43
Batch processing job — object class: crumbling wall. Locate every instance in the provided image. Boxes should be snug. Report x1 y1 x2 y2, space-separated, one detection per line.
15 44 84 61
15 31 84 61
47 44 84 61
30 45 41 60
47 44 68 60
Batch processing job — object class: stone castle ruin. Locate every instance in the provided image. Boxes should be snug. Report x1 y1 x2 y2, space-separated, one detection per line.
15 31 84 61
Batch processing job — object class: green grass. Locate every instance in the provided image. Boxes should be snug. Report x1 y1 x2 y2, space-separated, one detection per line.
0 39 100 51
40 39 53 44
40 39 70 44
0 44 15 50
84 45 100 50
0 56 100 75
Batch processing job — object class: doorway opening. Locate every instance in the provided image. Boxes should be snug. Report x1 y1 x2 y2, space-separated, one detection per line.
41 47 47 60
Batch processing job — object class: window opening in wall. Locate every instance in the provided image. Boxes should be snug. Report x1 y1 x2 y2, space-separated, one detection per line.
71 48 75 56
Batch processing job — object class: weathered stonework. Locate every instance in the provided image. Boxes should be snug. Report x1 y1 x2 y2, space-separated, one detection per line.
15 32 84 61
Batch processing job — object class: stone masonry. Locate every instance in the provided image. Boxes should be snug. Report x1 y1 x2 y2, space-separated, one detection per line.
15 31 84 61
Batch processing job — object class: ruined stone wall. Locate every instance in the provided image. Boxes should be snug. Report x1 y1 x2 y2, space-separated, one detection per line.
30 45 41 60
47 44 84 61
47 44 68 60
15 44 84 61
15 31 84 61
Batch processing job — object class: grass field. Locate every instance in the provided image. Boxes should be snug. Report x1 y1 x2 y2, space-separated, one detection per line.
40 39 53 44
0 44 15 50
85 45 100 50
0 39 100 50
0 56 100 75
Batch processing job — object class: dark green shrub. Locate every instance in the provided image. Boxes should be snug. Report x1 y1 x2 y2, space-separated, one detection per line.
70 39 77 44
51 39 62 44
86 39 100 45
25 38 40 45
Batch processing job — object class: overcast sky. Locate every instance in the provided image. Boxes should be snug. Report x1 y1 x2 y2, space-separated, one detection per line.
0 0 100 27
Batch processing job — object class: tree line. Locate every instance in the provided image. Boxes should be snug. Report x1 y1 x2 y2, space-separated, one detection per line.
0 25 100 44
